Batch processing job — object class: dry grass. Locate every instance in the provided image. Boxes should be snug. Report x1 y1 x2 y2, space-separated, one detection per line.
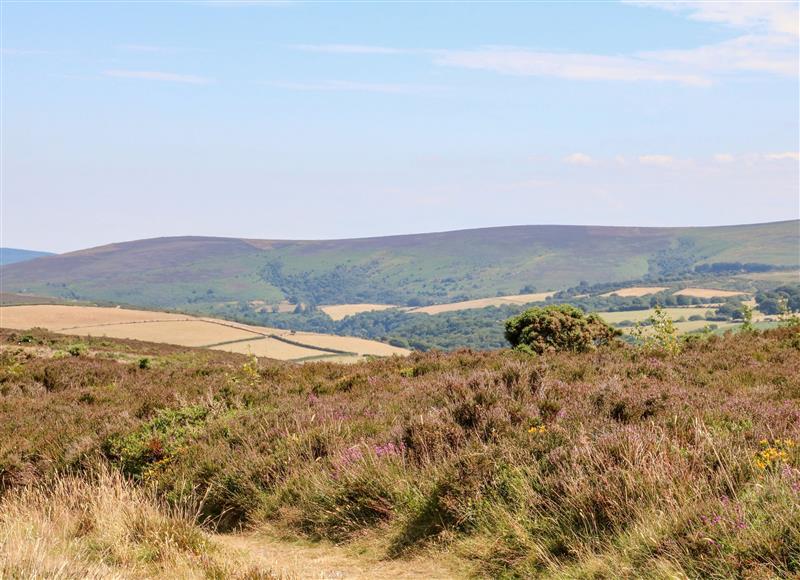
599 286 669 297
410 292 555 315
0 466 278 579
320 304 399 321
0 305 408 362
673 287 748 298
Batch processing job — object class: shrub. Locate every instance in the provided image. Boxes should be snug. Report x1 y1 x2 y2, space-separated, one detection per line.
67 343 87 357
504 304 620 354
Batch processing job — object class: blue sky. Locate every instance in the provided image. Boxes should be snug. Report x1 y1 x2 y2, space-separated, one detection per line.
2 1 798 253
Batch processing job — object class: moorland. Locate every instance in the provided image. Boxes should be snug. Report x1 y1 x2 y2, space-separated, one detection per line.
1 323 798 577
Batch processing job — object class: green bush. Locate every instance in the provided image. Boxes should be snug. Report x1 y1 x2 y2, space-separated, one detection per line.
504 304 620 354
104 405 209 478
67 343 87 357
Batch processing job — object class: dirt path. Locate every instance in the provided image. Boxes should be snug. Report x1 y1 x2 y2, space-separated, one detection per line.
218 533 461 580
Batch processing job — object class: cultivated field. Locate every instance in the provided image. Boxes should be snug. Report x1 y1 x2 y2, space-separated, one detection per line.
320 303 399 321
595 303 772 335
410 292 555 315
673 287 747 298
595 307 715 325
0 305 408 362
599 286 668 297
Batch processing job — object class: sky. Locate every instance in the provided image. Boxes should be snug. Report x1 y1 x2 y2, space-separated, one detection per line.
2 1 799 253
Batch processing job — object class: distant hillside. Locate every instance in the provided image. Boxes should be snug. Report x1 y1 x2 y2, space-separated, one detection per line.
1 221 797 311
0 248 53 267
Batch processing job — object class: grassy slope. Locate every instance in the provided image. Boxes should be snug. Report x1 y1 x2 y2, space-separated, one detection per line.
1 327 798 578
1 221 797 310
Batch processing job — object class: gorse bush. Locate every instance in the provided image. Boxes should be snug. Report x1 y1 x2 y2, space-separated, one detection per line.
1 327 799 578
504 304 620 354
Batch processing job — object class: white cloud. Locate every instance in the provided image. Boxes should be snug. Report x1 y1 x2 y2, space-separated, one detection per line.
763 152 800 161
713 153 735 164
290 44 407 55
564 153 597 166
643 34 798 77
638 154 676 167
629 1 799 37
433 28 797 85
434 48 711 86
296 3 797 86
268 80 438 94
103 70 213 84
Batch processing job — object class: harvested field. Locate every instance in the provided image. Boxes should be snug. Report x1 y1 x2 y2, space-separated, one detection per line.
0 304 190 329
320 303 398 321
58 320 258 348
410 292 555 315
211 337 334 360
599 286 668 297
0 305 408 362
286 332 410 356
673 287 748 298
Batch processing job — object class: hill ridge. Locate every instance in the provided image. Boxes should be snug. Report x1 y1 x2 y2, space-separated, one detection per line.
2 220 797 311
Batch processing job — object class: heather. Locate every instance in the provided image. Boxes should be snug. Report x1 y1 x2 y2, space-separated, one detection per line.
1 327 799 578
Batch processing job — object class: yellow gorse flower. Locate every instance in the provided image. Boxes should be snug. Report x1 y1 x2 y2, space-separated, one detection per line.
754 438 795 470
528 425 547 434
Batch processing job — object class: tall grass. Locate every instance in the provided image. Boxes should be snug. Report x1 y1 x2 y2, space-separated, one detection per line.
0 466 278 579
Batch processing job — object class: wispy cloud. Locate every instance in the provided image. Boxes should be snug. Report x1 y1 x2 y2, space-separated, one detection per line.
433 47 712 86
628 1 799 37
638 155 676 167
763 152 800 161
103 69 213 84
560 151 798 168
292 3 798 86
268 79 438 94
564 153 597 166
290 44 408 55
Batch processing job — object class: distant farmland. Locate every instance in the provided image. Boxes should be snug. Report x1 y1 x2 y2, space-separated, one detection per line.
0 305 408 362
408 292 555 315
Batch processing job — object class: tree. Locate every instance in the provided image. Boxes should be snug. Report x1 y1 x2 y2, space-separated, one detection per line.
504 304 620 355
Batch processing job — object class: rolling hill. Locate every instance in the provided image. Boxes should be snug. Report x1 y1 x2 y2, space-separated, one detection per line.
1 221 797 312
0 247 54 266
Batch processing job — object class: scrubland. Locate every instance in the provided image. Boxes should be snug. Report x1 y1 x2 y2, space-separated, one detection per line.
1 326 799 578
